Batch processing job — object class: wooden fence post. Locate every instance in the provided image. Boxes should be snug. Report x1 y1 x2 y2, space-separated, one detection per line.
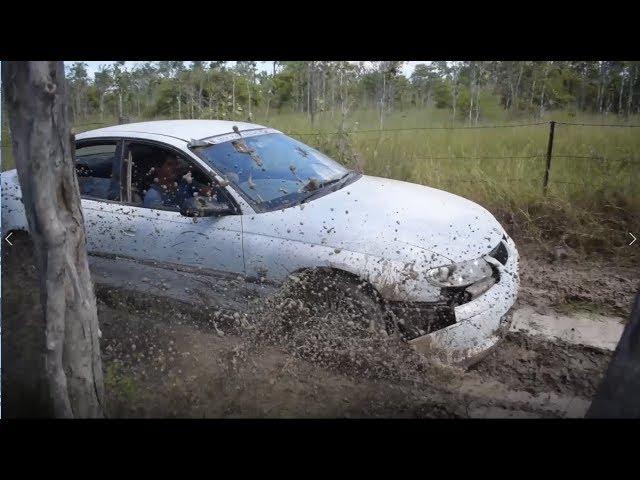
543 120 555 194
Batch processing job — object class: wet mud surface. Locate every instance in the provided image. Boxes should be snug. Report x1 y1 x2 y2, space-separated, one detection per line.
470 332 610 398
3 232 636 418
517 246 639 318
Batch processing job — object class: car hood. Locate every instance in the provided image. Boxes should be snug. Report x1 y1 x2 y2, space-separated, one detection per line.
246 174 506 267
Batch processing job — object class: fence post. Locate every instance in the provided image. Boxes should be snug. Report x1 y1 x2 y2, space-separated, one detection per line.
543 120 555 194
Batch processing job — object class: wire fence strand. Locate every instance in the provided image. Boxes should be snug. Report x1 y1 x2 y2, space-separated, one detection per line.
556 121 640 128
2 120 639 195
288 122 549 136
411 155 543 161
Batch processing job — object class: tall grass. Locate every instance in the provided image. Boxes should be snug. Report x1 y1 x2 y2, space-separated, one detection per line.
260 108 640 254
2 107 639 254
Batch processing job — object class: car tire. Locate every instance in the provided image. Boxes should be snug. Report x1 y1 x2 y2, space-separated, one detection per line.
282 268 390 332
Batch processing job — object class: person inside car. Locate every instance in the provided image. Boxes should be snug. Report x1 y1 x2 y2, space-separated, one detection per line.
143 153 218 210
143 153 180 208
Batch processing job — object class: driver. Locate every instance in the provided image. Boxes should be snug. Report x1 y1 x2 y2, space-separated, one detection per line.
143 154 213 209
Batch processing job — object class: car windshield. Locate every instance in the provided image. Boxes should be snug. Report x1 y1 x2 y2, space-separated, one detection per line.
193 133 352 210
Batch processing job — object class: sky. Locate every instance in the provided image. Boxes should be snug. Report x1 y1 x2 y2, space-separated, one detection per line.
66 61 428 79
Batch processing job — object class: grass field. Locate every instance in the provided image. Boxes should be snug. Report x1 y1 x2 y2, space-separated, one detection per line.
2 107 639 254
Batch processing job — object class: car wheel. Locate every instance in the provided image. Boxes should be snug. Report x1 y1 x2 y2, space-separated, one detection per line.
281 268 390 332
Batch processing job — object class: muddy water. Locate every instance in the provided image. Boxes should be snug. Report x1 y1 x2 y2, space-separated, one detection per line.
517 248 639 318
94 287 612 418
2 232 631 418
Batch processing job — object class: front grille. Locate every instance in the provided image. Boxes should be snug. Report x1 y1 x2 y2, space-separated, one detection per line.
489 241 509 265
389 302 457 339
441 286 473 305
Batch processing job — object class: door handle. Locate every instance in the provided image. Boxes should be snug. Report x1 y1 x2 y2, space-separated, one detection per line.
120 229 137 237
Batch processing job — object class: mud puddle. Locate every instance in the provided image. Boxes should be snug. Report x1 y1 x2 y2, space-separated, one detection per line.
1 232 630 418
517 247 639 318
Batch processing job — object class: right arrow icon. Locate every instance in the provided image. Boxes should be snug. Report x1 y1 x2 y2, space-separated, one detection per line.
630 232 637 246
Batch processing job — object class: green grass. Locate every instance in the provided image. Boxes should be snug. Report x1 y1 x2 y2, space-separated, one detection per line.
260 108 640 253
3 107 639 254
260 108 640 198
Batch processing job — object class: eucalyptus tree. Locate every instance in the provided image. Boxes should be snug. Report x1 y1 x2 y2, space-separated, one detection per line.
67 62 89 122
2 61 105 418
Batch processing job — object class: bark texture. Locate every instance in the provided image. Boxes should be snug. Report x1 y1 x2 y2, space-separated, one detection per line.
2 61 105 418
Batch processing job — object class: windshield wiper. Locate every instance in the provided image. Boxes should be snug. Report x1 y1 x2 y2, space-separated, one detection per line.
300 171 353 203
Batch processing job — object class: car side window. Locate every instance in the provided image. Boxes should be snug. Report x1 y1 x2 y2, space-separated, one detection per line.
75 142 121 201
126 142 226 212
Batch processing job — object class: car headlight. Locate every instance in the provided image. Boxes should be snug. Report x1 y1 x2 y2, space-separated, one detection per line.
426 258 493 288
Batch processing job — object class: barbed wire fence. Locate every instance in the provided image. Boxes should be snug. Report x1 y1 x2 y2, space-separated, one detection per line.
289 120 640 195
2 120 639 196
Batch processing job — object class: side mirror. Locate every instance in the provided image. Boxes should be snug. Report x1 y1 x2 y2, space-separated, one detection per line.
180 196 233 217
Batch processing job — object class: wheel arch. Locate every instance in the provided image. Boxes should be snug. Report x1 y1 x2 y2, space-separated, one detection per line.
289 265 384 303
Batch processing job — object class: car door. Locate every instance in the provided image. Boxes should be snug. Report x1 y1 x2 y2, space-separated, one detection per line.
75 138 129 256
112 139 245 275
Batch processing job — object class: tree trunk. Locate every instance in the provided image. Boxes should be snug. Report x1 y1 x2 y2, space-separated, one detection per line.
469 63 475 124
188 88 193 119
297 73 303 113
618 73 625 115
539 66 548 119
322 66 326 111
2 61 105 418
72 93 78 123
380 70 386 130
248 75 252 118
597 62 605 114
330 69 335 119
512 63 523 111
451 82 458 124
474 86 480 125
627 65 636 117
599 64 608 115
529 78 536 110
307 62 312 123
309 63 315 126
232 77 236 117
474 64 482 124
339 70 344 113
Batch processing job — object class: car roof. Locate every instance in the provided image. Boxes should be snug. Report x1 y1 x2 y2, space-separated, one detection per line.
75 119 268 142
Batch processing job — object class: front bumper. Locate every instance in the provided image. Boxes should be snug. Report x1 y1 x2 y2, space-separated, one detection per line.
409 235 520 365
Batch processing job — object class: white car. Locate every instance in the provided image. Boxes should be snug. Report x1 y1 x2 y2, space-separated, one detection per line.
1 120 519 364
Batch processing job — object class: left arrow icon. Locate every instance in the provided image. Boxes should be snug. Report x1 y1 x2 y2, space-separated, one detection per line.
5 232 13 246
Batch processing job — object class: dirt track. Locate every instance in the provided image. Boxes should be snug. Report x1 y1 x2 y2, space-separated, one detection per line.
2 232 638 418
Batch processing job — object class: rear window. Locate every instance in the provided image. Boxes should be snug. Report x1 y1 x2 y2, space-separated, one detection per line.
75 142 120 201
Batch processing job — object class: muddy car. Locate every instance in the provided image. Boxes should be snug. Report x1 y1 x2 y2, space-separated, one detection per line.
1 120 519 364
